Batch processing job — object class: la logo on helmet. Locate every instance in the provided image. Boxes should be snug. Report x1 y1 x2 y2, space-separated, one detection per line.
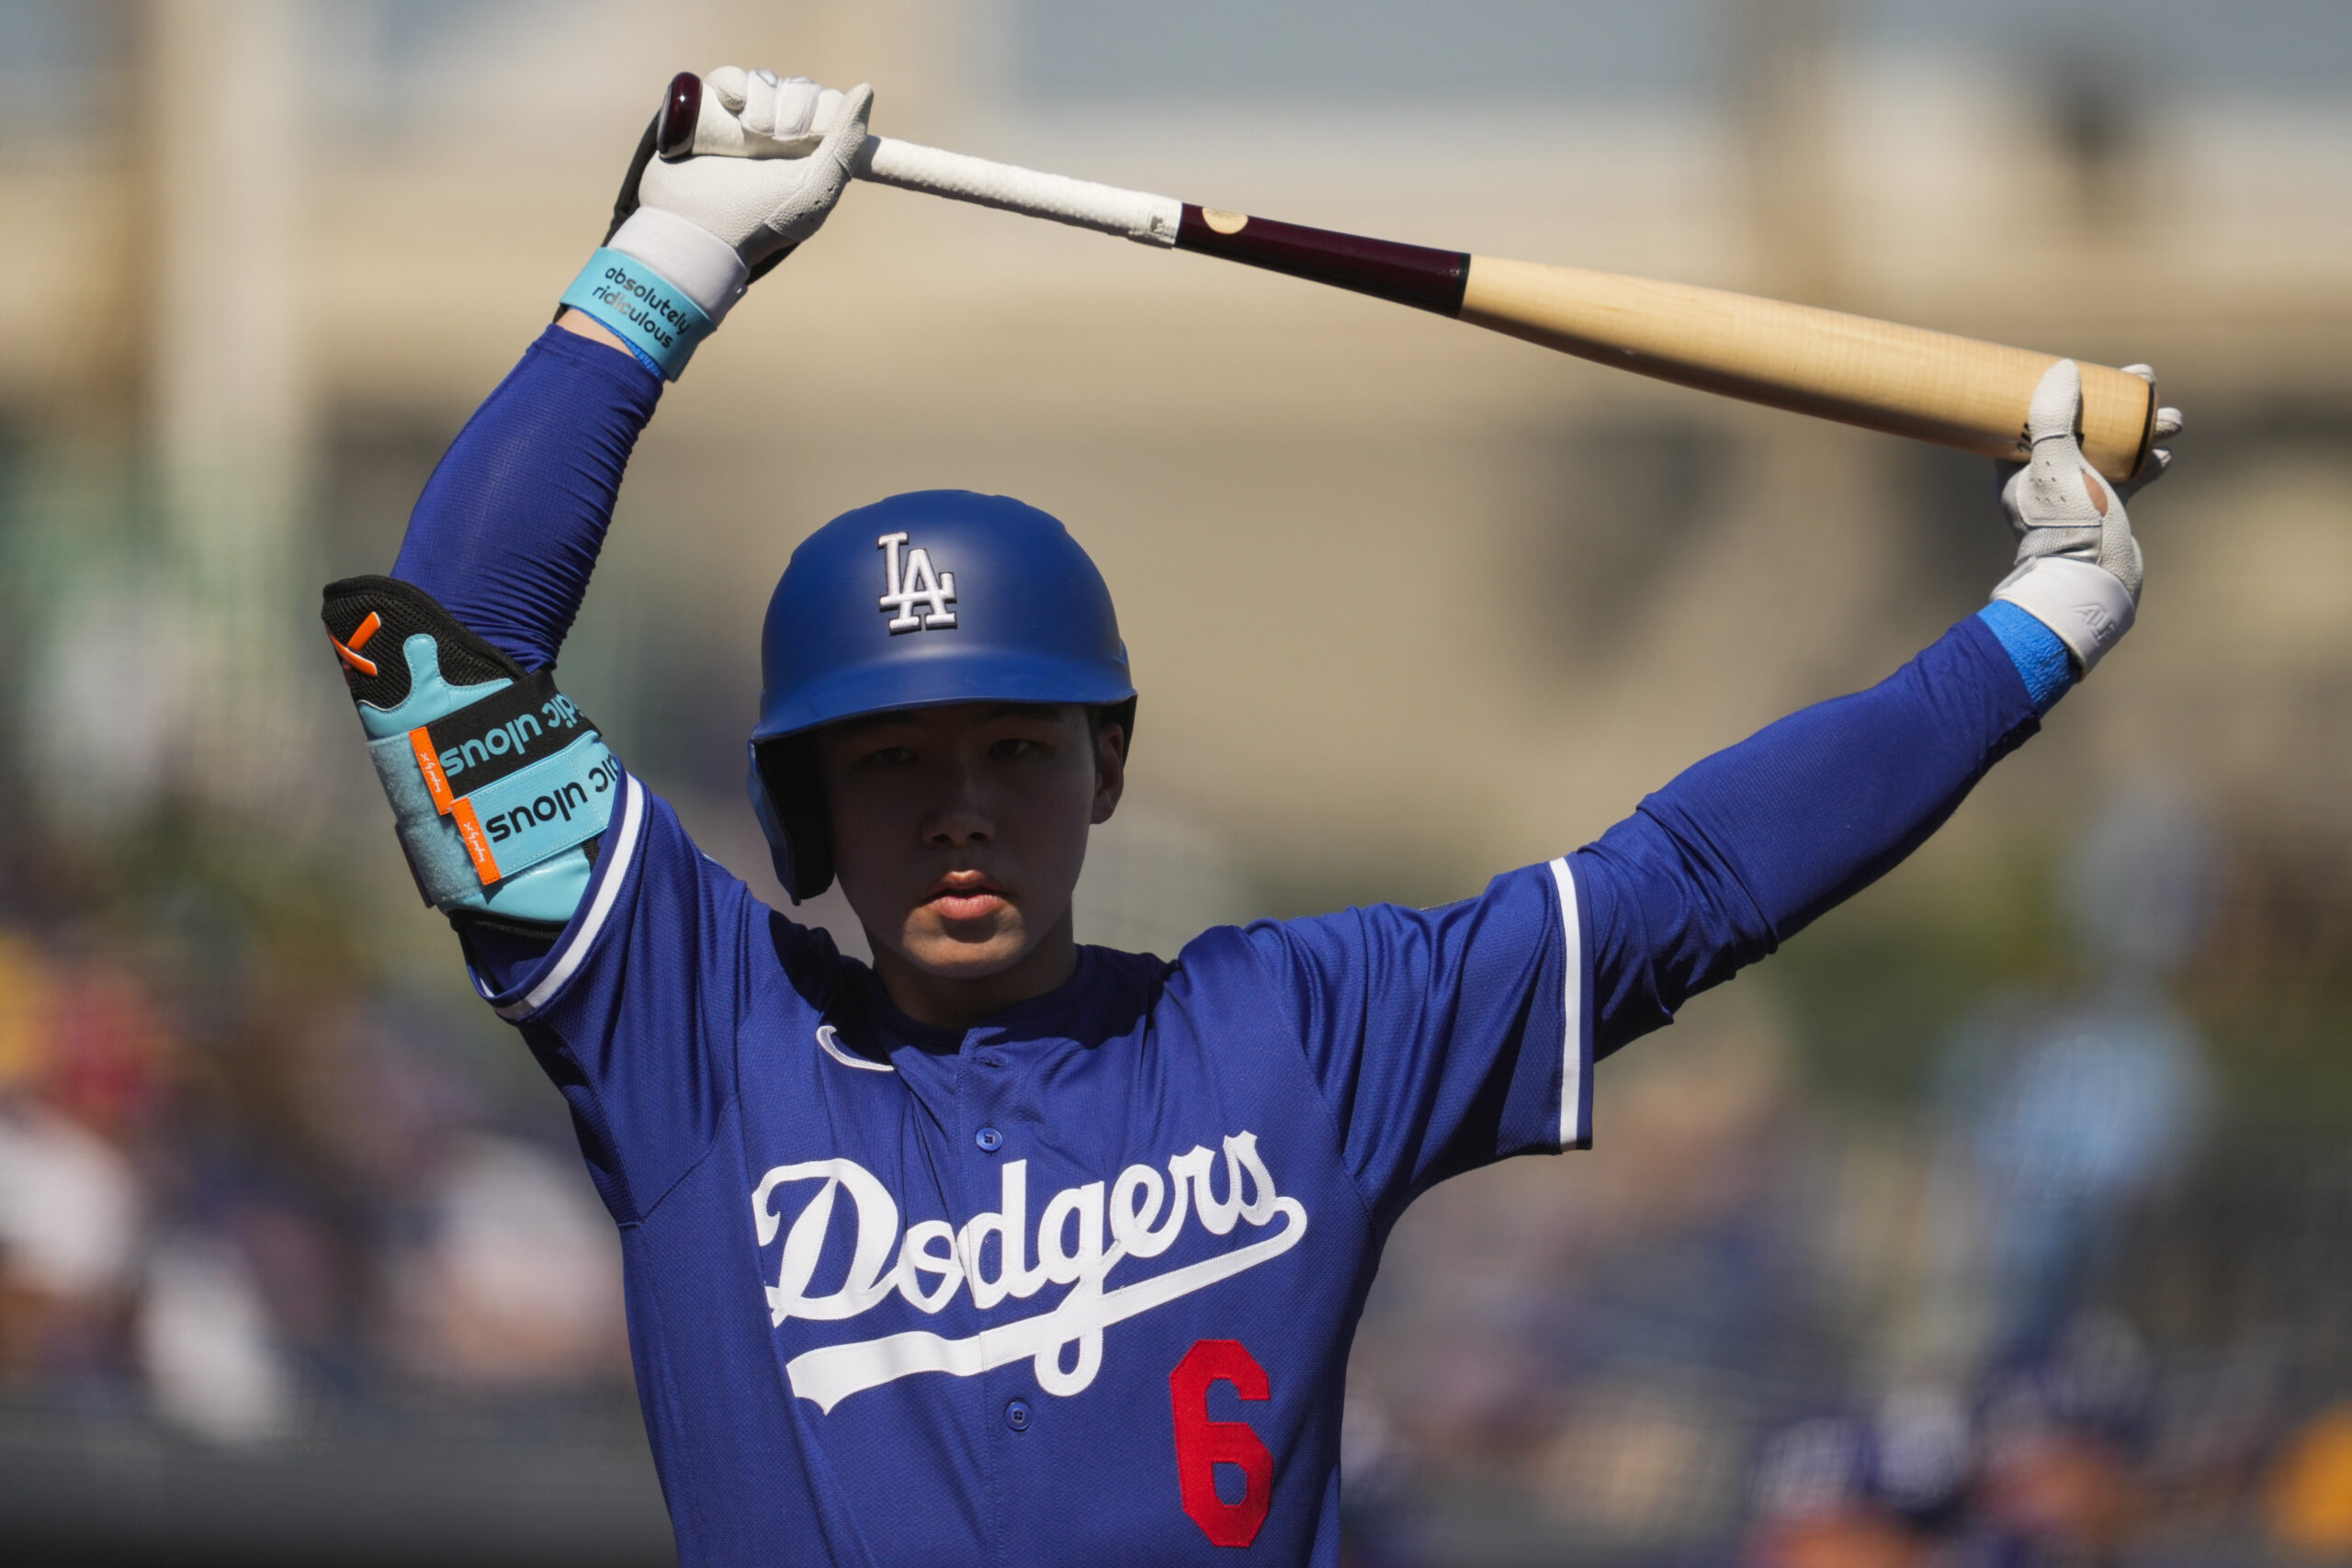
876 531 957 633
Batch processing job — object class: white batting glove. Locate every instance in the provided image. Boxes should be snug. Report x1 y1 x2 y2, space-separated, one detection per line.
672 67 854 159
612 70 874 325
2115 363 2185 493
1988 359 2179 673
560 69 872 378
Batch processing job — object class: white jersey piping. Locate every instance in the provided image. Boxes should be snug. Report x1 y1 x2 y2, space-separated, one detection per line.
494 770 646 1021
1548 856 1587 1148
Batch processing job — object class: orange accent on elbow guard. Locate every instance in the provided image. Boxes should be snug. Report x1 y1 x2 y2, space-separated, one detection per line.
449 798 502 886
331 612 382 676
409 727 455 814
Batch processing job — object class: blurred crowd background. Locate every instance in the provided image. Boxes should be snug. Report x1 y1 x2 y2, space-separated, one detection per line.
0 1 2347 1563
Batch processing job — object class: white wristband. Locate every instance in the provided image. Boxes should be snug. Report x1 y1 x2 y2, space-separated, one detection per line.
1991 557 2137 672
609 208 752 323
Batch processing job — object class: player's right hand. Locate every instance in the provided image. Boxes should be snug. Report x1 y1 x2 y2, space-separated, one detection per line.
637 69 875 276
596 69 873 331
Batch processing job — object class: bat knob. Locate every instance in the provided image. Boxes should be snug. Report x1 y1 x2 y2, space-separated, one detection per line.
657 72 700 161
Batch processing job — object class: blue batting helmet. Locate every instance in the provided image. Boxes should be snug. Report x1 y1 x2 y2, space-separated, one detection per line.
747 491 1136 902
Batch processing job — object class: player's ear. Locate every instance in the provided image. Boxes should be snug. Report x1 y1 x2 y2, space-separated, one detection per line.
1090 705 1129 826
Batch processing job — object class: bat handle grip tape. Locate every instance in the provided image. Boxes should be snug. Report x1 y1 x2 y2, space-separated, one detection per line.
844 138 1467 317
852 136 1182 248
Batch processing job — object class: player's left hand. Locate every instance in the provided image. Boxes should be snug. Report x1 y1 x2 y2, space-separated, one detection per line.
2000 359 2145 603
2114 364 2184 496
1989 358 2178 672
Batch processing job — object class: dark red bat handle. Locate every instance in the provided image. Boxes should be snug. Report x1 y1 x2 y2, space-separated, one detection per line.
657 72 700 161
1175 205 1469 316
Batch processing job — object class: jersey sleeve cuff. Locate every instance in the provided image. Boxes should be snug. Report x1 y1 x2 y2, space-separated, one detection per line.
1548 855 1595 1151
469 764 649 1021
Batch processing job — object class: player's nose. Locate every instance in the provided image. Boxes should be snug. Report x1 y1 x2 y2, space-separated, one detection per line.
919 755 994 848
922 813 992 850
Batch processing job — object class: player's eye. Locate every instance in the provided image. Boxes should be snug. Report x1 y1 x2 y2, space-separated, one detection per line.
989 737 1045 760
858 745 918 769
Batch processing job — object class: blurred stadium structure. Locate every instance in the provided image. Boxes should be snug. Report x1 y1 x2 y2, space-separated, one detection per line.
0 0 2348 1562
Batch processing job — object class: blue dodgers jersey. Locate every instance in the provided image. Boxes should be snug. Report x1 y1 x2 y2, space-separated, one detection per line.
473 767 1594 1568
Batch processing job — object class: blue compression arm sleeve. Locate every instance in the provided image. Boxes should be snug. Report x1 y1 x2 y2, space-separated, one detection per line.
391 325 662 671
1575 611 2061 1058
388 325 658 971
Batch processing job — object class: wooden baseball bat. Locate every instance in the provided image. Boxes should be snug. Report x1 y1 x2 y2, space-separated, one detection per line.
1165 207 2156 482
655 75 2156 480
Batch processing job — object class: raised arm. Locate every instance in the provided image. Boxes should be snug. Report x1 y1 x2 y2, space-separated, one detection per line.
321 68 873 937
1577 359 2178 1055
389 317 658 671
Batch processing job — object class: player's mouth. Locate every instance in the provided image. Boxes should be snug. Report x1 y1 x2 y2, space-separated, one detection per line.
922 871 1011 922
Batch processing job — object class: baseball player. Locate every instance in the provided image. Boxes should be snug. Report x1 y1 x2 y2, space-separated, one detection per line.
322 70 2177 1567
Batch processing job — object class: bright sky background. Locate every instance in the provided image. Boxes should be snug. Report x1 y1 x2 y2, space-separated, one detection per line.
0 0 2342 130
1012 0 2352 100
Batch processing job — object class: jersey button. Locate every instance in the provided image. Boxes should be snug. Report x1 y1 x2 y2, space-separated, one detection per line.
1004 1399 1032 1432
974 1126 1004 1153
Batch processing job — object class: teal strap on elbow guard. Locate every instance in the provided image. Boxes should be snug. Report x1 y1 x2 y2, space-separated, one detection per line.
558 248 715 380
322 576 617 933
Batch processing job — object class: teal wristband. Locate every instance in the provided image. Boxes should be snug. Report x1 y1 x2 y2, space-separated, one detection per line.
559 248 716 381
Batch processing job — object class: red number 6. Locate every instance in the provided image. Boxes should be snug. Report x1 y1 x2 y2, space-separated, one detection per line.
1170 1339 1273 1548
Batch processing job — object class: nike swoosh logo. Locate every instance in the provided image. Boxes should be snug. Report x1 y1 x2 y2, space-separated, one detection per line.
815 1024 893 1073
785 1196 1308 1413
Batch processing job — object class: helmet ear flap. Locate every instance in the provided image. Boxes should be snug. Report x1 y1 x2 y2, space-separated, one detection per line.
749 737 833 904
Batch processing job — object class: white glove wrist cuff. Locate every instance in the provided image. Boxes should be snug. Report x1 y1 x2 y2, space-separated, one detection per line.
610 208 752 323
1991 557 2137 673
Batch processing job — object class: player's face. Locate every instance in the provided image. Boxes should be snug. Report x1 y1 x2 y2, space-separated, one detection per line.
816 702 1125 1025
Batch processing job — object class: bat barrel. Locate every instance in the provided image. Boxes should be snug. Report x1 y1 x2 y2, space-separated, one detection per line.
1458 258 2155 480
1166 209 2152 478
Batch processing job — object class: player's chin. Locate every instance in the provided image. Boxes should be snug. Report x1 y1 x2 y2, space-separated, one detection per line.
898 908 1034 979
